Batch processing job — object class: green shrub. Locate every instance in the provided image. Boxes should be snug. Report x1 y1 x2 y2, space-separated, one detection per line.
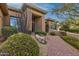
2 26 10 36
60 24 70 31
10 26 17 33
60 28 79 34
68 29 79 33
0 33 39 56
49 32 56 35
2 26 17 38
62 36 79 49
35 31 47 36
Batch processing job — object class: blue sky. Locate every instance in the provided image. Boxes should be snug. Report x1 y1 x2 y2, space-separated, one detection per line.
7 3 63 22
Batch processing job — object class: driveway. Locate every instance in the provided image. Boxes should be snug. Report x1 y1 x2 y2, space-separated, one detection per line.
46 36 79 56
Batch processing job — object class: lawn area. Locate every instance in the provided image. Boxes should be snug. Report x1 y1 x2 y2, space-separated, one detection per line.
62 36 79 49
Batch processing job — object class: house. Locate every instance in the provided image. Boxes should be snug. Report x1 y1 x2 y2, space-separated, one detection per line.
0 3 47 35
45 18 56 32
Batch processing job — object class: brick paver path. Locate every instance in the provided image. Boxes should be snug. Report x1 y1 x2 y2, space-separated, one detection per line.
47 36 79 56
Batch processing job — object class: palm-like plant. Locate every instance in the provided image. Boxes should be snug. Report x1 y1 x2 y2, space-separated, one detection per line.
52 3 79 30
52 3 79 19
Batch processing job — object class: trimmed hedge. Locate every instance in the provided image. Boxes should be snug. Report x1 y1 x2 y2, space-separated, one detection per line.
62 36 79 49
35 31 47 36
0 33 39 56
60 28 79 34
68 29 79 33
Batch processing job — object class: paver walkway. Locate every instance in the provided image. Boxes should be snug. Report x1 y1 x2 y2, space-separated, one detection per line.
46 36 79 56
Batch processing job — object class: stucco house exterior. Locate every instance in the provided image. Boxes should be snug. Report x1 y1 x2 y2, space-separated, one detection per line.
0 3 47 35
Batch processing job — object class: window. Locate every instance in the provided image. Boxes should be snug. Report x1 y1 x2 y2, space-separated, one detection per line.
10 16 18 29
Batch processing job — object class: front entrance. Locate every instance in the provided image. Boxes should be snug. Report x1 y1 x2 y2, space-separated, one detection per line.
32 14 41 32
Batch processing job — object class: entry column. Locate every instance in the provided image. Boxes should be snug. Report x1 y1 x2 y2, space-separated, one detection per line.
38 16 45 32
26 8 32 33
3 15 10 26
41 16 45 32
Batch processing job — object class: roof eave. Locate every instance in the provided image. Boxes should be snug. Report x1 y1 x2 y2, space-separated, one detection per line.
8 5 22 13
23 3 47 14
